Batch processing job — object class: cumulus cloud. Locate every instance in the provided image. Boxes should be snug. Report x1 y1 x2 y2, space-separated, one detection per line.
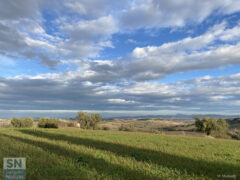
0 0 39 20
120 0 240 29
0 0 60 68
60 15 118 59
0 0 119 68
1 0 240 69
67 22 240 82
3 20 237 84
64 0 130 18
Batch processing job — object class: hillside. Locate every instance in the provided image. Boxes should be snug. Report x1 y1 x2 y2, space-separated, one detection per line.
227 118 240 129
0 128 239 179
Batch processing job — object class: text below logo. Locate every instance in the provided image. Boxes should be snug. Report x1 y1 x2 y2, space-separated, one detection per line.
3 158 26 180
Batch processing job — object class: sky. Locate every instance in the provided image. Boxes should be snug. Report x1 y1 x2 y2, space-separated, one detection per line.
1 0 240 118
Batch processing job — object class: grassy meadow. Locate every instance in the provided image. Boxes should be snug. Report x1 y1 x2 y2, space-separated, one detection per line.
0 128 239 179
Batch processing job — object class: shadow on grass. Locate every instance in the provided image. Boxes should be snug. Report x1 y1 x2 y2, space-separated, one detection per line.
1 133 161 180
18 129 239 179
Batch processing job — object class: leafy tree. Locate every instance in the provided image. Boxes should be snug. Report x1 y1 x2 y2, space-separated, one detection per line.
90 113 102 129
218 118 229 132
76 111 102 129
194 116 229 135
194 116 202 131
76 111 91 129
203 117 219 135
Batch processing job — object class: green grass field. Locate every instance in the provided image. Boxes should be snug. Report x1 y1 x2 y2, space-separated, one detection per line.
0 128 239 179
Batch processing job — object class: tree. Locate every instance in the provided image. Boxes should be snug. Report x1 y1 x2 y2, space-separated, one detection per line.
194 116 202 131
76 111 91 129
203 117 219 135
194 116 229 135
218 118 229 132
90 113 102 129
76 111 102 129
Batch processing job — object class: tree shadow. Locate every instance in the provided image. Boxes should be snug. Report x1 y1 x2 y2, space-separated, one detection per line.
2 133 161 180
18 129 240 179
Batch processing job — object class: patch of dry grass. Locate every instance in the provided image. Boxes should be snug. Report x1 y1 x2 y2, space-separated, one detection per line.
0 119 10 128
98 118 200 135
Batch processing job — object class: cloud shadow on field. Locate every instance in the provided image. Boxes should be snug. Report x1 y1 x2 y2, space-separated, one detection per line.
1 133 161 180
18 129 240 179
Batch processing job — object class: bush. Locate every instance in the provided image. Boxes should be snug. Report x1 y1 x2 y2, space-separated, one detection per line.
195 116 229 136
102 126 110 130
151 129 163 134
119 124 135 132
11 117 22 128
67 122 75 127
90 113 102 129
38 118 60 128
218 118 229 131
11 117 33 128
228 129 240 140
24 117 34 127
76 111 102 129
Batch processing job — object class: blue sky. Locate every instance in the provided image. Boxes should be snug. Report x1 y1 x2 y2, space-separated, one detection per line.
1 0 240 118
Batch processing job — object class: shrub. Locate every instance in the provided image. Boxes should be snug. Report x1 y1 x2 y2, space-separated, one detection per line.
76 111 102 129
90 113 102 129
67 122 75 127
24 117 34 127
11 117 33 128
218 118 229 131
38 118 60 128
151 129 162 134
11 117 22 128
228 129 240 140
102 126 110 130
119 124 135 132
76 111 91 129
194 116 202 131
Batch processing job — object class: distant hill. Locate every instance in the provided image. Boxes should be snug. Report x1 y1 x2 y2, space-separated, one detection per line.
104 114 240 121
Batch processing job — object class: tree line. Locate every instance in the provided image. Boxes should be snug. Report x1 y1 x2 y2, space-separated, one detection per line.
10 111 102 129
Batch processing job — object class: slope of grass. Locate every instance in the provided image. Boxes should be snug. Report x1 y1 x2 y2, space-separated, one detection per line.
0 128 239 179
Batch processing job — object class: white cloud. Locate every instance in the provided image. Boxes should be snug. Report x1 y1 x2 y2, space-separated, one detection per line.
107 99 135 104
59 15 118 59
120 0 240 29
127 39 137 44
58 22 240 82
64 0 130 18
0 1 119 68
12 21 239 83
0 0 40 20
1 0 240 70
